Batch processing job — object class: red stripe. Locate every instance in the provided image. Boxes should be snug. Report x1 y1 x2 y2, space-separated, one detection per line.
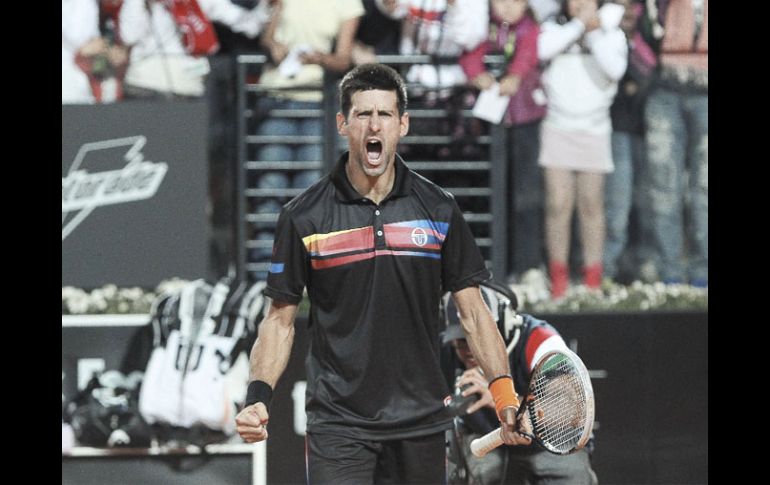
311 251 375 269
384 224 445 241
525 327 557 368
309 227 373 256
383 226 442 249
408 7 444 21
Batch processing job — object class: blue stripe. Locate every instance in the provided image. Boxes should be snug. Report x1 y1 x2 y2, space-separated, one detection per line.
269 263 285 274
423 235 443 246
389 251 441 259
392 219 449 237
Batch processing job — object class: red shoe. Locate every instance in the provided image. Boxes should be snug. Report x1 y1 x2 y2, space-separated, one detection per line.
583 263 603 289
549 261 569 299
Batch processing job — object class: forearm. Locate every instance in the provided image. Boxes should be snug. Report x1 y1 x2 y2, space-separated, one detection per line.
462 309 513 388
322 16 361 73
309 52 350 73
538 19 585 62
259 6 281 52
248 303 297 388
585 29 628 81
459 42 488 80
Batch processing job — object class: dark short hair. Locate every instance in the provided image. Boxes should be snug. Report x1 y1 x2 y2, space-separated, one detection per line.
338 63 408 118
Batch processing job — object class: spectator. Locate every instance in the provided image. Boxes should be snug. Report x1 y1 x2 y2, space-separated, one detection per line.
643 0 707 286
119 0 273 98
63 0 127 103
460 0 548 288
441 281 597 484
604 0 659 283
351 0 402 65
538 0 628 298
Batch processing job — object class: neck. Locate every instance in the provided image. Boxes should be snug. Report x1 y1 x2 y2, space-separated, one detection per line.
345 156 396 205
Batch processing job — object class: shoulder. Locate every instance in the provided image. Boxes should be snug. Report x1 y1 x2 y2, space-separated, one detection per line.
522 313 557 330
408 169 457 205
282 175 335 221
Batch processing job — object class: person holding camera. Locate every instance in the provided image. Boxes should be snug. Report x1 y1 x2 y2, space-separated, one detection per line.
441 281 597 484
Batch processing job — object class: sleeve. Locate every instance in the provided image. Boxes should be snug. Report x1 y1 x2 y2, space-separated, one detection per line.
537 18 585 62
199 0 273 39
440 197 491 293
511 315 568 392
118 0 152 47
62 0 100 52
507 23 540 77
521 317 568 371
264 209 308 305
459 41 489 80
449 0 489 51
584 27 629 81
337 0 366 21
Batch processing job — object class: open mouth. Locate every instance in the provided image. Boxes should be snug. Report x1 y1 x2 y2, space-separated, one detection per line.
366 140 382 164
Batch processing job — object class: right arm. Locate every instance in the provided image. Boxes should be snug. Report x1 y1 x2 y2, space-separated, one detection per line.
235 299 298 443
537 19 586 62
259 2 287 64
62 0 101 53
459 41 495 90
199 0 277 39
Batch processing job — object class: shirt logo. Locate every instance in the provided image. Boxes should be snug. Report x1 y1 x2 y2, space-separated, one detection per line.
411 227 428 247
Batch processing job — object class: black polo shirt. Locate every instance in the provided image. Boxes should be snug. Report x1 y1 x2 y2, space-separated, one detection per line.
264 152 491 440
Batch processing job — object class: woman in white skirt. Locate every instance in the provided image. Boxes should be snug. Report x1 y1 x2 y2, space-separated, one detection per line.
537 0 627 298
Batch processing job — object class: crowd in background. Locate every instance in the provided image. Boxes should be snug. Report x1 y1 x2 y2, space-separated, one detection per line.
62 0 708 300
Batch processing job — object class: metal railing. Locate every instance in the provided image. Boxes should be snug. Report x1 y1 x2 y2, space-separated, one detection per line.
235 54 509 282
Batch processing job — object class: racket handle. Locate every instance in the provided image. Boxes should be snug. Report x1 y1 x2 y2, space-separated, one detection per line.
470 427 504 458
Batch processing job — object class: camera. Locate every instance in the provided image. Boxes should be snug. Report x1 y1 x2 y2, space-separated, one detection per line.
446 383 478 417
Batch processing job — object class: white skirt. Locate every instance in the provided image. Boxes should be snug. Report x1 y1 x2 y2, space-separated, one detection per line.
538 123 614 174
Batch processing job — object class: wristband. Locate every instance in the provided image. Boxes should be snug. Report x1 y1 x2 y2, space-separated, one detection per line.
488 375 520 419
245 380 274 411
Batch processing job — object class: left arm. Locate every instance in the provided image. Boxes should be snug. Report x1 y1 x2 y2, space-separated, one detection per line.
451 286 531 446
199 0 277 39
585 28 628 81
301 15 361 73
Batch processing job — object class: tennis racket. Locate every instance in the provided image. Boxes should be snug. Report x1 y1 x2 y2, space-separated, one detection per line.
470 348 595 457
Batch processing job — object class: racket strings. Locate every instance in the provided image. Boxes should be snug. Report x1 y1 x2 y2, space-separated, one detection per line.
528 358 588 453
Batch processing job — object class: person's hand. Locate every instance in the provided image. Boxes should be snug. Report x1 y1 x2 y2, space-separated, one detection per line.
351 41 377 66
299 50 325 66
107 45 129 67
471 72 495 91
498 405 533 446
235 403 270 443
577 2 600 32
268 41 289 65
457 367 494 414
78 37 108 58
498 74 521 96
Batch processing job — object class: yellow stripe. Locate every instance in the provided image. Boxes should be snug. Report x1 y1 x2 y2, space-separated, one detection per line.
302 226 370 249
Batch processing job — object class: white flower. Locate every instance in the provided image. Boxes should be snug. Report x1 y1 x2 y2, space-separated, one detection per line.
61 278 188 315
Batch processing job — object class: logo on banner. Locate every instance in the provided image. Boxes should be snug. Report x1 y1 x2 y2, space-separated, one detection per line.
62 136 168 240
